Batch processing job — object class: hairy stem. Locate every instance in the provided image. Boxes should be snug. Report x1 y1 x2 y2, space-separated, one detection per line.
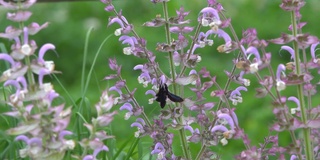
178 23 202 77
162 2 191 159
290 11 313 160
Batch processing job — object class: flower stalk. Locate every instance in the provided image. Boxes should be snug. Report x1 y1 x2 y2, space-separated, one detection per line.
162 1 191 159
290 10 313 160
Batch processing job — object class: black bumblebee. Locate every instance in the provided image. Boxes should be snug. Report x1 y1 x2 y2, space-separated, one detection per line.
155 83 183 108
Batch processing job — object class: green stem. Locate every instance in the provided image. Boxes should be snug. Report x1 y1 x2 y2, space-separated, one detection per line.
124 138 140 160
162 2 176 88
290 11 313 160
24 56 36 90
162 2 191 159
195 144 206 160
178 129 191 159
179 23 202 77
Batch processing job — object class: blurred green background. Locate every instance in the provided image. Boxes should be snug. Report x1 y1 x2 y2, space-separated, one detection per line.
1 0 320 159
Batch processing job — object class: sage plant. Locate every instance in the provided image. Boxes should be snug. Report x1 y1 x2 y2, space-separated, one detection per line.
0 0 117 159
0 0 76 159
101 0 320 159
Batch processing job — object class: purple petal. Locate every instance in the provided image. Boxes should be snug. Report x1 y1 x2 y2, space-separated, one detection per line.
38 43 55 64
4 79 20 90
310 42 319 59
25 104 34 113
119 35 131 42
236 86 248 92
93 145 109 156
0 54 16 66
280 45 295 60
245 46 261 61
15 135 29 142
133 64 144 70
130 122 143 130
108 17 124 28
84 123 93 133
140 72 151 80
203 102 215 110
0 26 22 39
287 96 300 108
276 64 286 80
206 29 231 43
83 155 94 160
307 119 320 128
189 105 199 111
145 90 156 96
160 75 166 84
184 125 194 133
16 76 27 90
200 7 220 20
23 27 28 45
290 155 297 160
28 22 49 35
28 137 42 146
109 86 122 94
211 125 228 133
218 113 235 130
230 86 247 97
38 69 51 85
151 142 164 154
0 0 36 9
136 118 146 125
120 16 129 24
115 80 126 89
189 69 197 75
230 109 239 126
104 5 114 12
182 26 194 33
169 26 180 33
120 103 133 111
119 36 136 47
59 130 73 140
7 11 32 22
47 90 60 104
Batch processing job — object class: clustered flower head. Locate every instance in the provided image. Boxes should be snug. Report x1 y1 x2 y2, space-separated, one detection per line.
0 0 75 159
73 89 116 160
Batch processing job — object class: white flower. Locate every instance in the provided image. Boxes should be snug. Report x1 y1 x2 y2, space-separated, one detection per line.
276 80 286 91
220 137 228 146
249 62 259 73
243 79 250 86
114 28 122 36
207 39 214 46
123 47 132 55
124 112 132 120
65 140 75 149
201 18 209 26
196 55 202 63
21 44 32 55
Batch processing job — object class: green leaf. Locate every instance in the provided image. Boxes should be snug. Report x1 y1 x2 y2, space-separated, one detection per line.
6 121 39 135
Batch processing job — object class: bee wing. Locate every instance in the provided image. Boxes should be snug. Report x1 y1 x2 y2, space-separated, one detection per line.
167 92 184 102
